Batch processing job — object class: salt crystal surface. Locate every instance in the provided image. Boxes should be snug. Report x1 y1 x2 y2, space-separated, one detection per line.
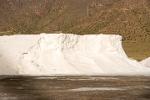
0 33 150 75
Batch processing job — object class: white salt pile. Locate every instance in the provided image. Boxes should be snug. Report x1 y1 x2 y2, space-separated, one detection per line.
140 57 150 68
0 33 150 75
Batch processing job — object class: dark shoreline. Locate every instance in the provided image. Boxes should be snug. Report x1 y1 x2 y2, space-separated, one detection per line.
0 76 150 100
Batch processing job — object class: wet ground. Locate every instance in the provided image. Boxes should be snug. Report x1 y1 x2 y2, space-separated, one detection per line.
0 76 150 100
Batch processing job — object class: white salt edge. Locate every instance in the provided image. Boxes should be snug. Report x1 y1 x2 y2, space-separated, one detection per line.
140 57 150 68
0 33 150 75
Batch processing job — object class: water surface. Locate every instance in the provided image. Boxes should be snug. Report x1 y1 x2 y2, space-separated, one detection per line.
0 76 150 100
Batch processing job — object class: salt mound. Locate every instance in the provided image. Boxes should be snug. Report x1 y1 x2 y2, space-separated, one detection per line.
0 33 150 75
140 57 150 68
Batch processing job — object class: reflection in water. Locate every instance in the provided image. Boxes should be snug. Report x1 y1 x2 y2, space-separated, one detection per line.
0 76 150 100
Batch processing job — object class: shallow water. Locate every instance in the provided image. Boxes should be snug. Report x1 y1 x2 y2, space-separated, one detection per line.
0 76 150 100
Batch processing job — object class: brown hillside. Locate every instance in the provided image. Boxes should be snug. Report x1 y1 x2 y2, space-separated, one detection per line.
0 0 150 60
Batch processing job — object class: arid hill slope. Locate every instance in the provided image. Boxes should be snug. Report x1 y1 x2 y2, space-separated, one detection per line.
0 0 150 60
0 0 150 41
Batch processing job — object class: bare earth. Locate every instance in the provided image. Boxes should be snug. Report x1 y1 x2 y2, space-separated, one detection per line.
0 76 150 100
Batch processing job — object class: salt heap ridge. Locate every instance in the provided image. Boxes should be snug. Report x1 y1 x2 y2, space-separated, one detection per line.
0 33 150 75
140 57 150 68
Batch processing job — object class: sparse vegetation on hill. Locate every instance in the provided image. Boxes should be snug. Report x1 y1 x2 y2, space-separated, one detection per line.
0 0 150 60
0 0 150 41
